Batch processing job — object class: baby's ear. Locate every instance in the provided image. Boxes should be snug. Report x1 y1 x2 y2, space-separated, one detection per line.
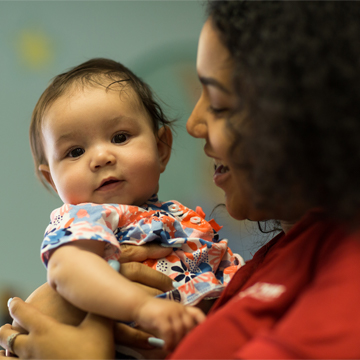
39 164 57 193
157 126 173 173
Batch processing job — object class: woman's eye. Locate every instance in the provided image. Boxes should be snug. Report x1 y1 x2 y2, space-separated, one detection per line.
208 106 228 115
68 148 84 158
112 133 128 144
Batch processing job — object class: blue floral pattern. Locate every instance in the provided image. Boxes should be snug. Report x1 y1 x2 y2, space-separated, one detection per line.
41 195 244 305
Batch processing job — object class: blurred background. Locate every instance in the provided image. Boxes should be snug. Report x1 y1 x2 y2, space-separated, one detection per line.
0 0 271 326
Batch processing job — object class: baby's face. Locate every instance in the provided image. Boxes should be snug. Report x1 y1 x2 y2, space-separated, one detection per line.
39 84 167 206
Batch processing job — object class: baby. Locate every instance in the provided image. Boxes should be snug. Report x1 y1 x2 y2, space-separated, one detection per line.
30 58 243 351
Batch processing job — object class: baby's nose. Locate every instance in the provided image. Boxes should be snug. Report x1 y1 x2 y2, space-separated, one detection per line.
91 149 116 170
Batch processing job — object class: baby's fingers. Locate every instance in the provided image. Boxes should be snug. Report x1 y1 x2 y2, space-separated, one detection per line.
156 319 177 352
175 307 204 343
162 308 204 351
186 306 206 325
164 306 205 350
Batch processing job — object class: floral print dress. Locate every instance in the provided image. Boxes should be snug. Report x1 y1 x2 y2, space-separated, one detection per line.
41 194 244 305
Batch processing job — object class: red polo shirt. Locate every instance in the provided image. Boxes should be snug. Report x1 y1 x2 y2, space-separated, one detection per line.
169 210 360 359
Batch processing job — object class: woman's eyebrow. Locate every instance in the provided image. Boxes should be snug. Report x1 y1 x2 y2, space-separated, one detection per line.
199 76 231 94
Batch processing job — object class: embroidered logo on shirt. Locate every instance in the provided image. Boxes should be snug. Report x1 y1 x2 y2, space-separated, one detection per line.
238 282 286 302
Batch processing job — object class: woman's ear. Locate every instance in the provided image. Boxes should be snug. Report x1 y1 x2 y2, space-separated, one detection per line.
39 164 57 193
157 126 173 173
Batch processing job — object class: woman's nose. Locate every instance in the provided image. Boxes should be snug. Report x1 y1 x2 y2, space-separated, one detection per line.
186 98 208 139
90 147 116 170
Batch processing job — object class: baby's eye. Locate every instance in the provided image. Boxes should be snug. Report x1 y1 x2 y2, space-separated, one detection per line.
68 147 84 158
112 133 128 144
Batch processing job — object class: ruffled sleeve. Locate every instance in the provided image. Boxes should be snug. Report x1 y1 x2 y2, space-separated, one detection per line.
41 203 121 267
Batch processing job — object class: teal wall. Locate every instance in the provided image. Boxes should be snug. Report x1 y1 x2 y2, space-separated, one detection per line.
0 1 267 317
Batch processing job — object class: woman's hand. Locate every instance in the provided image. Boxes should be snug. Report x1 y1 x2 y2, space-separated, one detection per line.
0 297 114 359
119 243 173 263
23 282 86 326
119 245 215 314
119 244 174 296
113 322 170 359
119 261 174 296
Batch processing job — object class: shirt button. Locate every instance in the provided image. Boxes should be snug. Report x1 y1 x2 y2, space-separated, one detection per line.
190 216 201 224
169 204 179 212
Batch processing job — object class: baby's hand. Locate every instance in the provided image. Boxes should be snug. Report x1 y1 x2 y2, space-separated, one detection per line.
135 298 205 351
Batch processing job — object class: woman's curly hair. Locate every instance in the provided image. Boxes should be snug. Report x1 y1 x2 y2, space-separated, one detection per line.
207 1 360 221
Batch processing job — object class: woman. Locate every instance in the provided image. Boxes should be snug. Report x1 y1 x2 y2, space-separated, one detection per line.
2 1 360 358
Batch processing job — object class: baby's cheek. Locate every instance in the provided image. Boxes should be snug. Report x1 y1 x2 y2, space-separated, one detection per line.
59 174 88 204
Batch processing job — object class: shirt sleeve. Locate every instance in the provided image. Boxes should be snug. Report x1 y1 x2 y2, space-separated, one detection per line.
41 203 121 267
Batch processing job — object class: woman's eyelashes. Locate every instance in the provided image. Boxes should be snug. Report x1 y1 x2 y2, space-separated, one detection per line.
208 105 228 116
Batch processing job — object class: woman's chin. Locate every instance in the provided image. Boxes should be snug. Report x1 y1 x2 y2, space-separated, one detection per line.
225 195 270 221
224 197 249 221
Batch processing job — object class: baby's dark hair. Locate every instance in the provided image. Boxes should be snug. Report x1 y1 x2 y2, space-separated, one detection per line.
30 58 173 188
207 1 360 221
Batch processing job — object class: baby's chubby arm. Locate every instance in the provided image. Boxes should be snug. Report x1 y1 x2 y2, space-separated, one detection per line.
47 240 157 322
48 241 205 350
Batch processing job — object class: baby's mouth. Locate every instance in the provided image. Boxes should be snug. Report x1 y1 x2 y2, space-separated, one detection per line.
97 178 121 190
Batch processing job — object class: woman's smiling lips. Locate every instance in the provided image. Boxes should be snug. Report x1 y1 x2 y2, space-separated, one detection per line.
203 147 231 186
213 164 230 186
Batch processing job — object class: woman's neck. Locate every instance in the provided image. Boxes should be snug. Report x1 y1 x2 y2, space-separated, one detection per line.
280 220 298 234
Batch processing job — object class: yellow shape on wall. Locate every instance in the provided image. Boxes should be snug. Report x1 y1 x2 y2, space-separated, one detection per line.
16 28 53 70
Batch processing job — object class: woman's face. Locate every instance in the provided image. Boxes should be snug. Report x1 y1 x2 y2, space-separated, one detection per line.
187 19 268 221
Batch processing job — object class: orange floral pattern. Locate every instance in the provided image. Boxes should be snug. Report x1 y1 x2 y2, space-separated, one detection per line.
41 195 244 305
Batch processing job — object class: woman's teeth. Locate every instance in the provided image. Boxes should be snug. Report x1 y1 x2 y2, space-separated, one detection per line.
214 164 229 174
